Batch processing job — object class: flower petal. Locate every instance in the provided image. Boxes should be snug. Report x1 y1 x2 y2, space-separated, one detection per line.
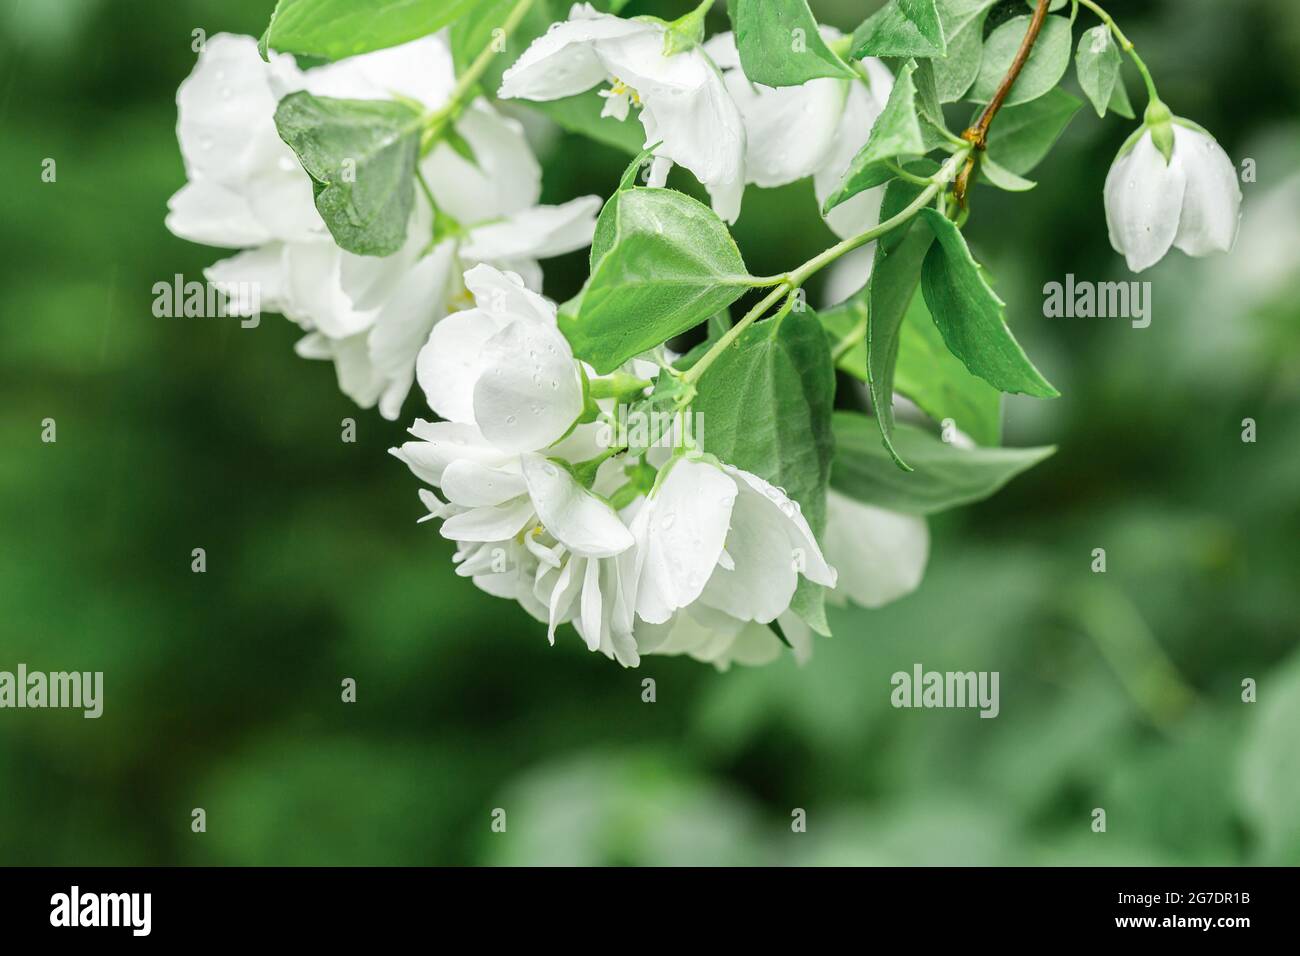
1104 130 1187 273
389 419 509 486
440 497 536 542
1172 123 1242 258
440 459 528 507
632 458 737 624
520 454 633 558
823 490 928 609
423 100 542 222
473 320 584 453
497 3 649 101
461 196 601 262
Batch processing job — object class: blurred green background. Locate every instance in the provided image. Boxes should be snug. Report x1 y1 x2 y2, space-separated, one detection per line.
1 0 1298 866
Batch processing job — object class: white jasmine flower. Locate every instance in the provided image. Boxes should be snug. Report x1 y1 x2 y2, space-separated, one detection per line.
1104 111 1242 273
498 2 746 223
822 490 928 609
167 33 600 420
704 30 893 238
628 456 837 626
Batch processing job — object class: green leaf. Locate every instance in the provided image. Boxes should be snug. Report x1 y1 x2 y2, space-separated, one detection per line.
851 0 947 60
830 411 1053 515
274 92 423 257
821 284 1003 448
262 0 483 60
984 87 1081 175
980 155 1036 191
968 14 1073 107
1108 73 1135 119
731 0 858 86
789 577 831 637
560 189 755 373
693 311 836 538
823 60 926 214
918 209 1057 397
894 289 1002 446
931 0 998 103
1075 24 1122 117
865 183 938 469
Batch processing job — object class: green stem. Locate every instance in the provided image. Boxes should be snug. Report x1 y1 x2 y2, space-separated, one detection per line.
1077 0 1160 105
424 0 536 146
684 150 968 387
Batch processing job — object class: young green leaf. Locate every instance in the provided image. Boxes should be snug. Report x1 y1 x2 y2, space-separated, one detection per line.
823 60 926 214
731 0 858 86
831 411 1053 515
865 185 938 469
980 155 1036 191
1075 24 1122 117
984 87 1082 175
968 14 1073 107
560 188 755 373
262 0 482 60
274 92 424 257
851 0 947 60
693 310 836 538
822 284 1003 448
932 0 998 103
918 209 1058 397
893 289 1002 446
1108 74 1135 119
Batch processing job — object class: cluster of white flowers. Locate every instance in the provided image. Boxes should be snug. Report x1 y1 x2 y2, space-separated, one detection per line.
391 263 928 668
167 32 600 420
499 3 893 233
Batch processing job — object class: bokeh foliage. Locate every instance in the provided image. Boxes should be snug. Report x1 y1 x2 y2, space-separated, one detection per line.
0 0 1297 865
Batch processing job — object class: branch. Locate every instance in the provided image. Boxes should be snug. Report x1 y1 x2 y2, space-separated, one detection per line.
954 0 1052 207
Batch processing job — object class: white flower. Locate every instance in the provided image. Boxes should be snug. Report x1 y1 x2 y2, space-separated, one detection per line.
628 456 837 625
1104 117 1242 273
167 33 600 420
498 2 746 223
822 490 928 609
704 30 893 239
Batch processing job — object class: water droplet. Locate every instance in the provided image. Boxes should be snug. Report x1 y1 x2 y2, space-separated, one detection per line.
505 414 516 425
660 513 676 530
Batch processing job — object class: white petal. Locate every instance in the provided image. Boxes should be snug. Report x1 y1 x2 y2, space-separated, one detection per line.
814 67 892 239
579 557 604 651
545 557 584 644
440 497 536 542
1104 130 1187 273
461 196 601 262
473 320 584 453
1171 123 1242 258
632 458 737 624
700 467 835 623
281 242 377 338
389 420 509 486
417 307 508 424
497 4 649 101
440 459 528 507
463 262 557 325
302 35 455 108
823 490 928 608
722 70 846 188
521 454 633 558
204 244 286 316
423 100 542 222
165 179 268 248
364 241 458 420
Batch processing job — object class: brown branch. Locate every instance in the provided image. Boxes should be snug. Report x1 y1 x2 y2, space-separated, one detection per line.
953 0 1053 208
